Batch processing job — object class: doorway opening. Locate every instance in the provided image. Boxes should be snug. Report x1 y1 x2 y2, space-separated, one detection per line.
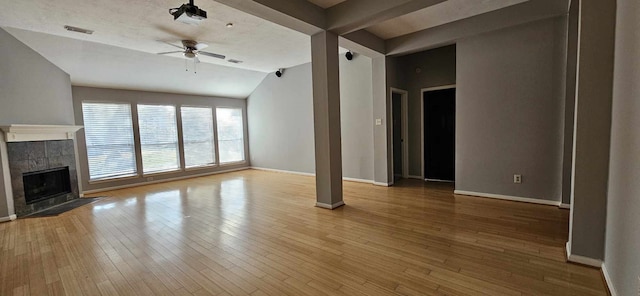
391 88 409 181
422 85 456 182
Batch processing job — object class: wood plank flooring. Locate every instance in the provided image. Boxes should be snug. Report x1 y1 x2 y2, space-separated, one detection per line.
0 169 608 295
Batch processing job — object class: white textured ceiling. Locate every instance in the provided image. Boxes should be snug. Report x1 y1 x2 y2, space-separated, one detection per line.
0 0 311 73
367 0 528 39
5 28 268 99
0 0 538 98
307 0 348 9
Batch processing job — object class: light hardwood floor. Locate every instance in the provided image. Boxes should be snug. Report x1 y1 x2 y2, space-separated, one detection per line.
0 169 608 295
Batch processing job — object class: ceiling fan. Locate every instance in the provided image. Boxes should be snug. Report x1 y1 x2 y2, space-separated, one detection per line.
157 40 225 63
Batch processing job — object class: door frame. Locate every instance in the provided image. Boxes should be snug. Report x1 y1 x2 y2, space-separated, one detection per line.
390 88 409 179
421 84 456 180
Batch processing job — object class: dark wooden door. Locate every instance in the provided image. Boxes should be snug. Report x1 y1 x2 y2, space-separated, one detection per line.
424 88 455 181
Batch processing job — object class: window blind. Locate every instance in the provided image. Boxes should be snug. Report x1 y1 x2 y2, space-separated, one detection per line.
137 104 180 173
82 102 137 180
181 106 216 168
216 108 245 163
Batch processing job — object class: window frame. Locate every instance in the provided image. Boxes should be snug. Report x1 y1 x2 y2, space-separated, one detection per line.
215 106 247 166
81 100 139 182
180 105 219 170
79 99 248 184
137 103 182 176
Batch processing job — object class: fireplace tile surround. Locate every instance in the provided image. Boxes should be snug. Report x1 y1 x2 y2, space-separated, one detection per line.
0 125 83 219
8 140 79 216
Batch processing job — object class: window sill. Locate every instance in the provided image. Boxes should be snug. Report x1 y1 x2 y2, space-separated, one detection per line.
185 164 218 172
142 168 182 177
89 174 139 184
219 160 247 167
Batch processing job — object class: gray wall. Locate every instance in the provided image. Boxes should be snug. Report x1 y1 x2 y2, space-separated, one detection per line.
72 86 250 193
248 55 375 181
455 17 567 202
605 0 640 294
338 54 374 180
0 28 74 218
396 46 457 177
567 0 616 261
248 63 316 174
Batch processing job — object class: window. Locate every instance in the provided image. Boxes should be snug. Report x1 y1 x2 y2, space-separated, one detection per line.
138 104 180 173
181 106 216 168
216 108 245 163
82 102 137 180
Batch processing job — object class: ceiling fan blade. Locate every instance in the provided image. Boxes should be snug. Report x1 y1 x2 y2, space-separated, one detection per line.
157 51 184 55
199 51 226 59
194 43 209 51
161 41 184 50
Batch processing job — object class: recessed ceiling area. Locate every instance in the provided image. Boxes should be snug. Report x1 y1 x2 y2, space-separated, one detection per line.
0 0 311 73
366 0 529 39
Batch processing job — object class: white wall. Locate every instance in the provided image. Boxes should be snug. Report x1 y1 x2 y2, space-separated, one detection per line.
604 0 640 294
0 28 74 219
248 55 375 181
455 17 567 202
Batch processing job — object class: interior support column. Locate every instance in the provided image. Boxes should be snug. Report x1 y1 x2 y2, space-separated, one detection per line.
311 31 344 209
567 0 616 262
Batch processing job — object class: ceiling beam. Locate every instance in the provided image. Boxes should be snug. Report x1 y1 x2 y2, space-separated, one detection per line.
213 0 326 35
385 0 569 56
326 0 446 35
340 30 386 56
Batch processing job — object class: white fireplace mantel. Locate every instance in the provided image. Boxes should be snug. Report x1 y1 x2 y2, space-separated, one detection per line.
0 124 84 142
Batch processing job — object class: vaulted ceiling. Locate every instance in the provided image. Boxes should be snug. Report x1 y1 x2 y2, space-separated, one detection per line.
0 0 569 98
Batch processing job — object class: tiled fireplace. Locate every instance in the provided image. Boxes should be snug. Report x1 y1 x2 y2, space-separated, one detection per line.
1 125 83 218
7 140 79 216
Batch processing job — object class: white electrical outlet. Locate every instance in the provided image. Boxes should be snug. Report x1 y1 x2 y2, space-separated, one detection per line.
375 118 382 126
514 174 522 184
147 176 154 182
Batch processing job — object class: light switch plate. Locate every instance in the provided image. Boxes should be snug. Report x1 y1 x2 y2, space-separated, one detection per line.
375 119 382 126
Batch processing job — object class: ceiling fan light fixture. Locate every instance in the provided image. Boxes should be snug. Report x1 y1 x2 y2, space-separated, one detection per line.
184 51 196 59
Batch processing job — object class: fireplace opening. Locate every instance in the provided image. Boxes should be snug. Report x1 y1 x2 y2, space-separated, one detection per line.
23 167 72 204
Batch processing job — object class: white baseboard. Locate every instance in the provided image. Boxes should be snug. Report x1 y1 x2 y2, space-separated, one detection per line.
83 167 251 195
559 203 571 209
343 177 373 184
315 201 345 209
373 182 392 187
453 190 561 207
408 175 423 180
251 167 374 184
601 262 618 296
565 242 602 268
0 214 17 223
